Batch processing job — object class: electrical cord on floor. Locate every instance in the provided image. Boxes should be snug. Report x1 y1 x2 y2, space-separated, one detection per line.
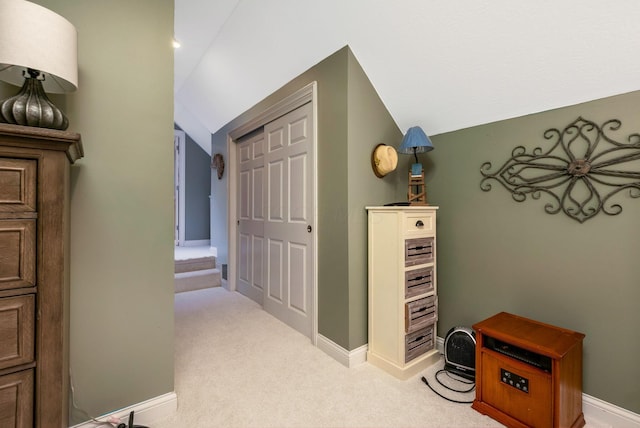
421 369 475 404
117 411 149 428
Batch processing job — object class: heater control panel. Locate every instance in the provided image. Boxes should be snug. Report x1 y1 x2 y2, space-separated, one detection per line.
500 368 529 393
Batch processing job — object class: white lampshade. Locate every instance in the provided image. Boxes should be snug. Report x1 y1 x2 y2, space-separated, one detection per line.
0 0 77 93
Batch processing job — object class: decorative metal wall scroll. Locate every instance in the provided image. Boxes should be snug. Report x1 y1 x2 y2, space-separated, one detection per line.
480 117 640 223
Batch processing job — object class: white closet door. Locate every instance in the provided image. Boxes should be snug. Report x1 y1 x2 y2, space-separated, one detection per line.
236 101 315 339
264 101 314 338
237 132 266 305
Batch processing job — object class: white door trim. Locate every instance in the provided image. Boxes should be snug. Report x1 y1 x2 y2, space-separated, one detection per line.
175 129 186 246
228 81 318 345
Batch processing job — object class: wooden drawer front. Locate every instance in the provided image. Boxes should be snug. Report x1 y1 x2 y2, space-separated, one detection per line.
405 295 437 333
480 351 552 428
0 369 34 428
404 237 434 267
404 212 434 234
0 295 35 370
0 220 36 291
0 159 36 213
405 323 435 363
405 266 434 298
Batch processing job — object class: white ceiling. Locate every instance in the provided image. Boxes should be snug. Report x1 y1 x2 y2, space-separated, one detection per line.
174 0 640 154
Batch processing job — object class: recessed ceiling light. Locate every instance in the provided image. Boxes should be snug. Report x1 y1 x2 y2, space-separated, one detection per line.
172 38 181 49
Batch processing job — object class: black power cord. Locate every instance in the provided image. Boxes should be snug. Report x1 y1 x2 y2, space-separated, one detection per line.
421 369 475 404
117 411 148 428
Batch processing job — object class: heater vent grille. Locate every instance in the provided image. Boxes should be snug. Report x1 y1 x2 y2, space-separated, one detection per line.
444 326 476 381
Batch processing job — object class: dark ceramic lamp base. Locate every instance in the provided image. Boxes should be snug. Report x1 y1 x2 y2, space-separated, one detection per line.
0 69 69 130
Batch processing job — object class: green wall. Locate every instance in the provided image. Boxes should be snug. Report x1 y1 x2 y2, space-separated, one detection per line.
7 1 176 423
429 91 640 413
211 47 403 350
346 52 405 347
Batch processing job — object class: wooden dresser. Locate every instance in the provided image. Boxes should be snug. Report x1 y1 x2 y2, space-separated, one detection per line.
0 124 83 428
366 206 439 379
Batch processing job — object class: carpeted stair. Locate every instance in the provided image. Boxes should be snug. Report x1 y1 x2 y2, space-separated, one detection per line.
174 256 221 293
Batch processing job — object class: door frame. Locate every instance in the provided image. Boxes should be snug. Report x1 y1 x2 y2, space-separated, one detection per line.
174 129 186 246
227 81 318 345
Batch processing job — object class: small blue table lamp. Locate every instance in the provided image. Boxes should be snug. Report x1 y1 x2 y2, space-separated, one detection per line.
399 126 433 204
398 126 434 176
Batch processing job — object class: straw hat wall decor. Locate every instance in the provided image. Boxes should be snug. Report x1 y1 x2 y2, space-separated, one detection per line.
371 144 398 178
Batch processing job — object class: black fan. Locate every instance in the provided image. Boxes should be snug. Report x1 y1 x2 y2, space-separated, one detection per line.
444 326 476 381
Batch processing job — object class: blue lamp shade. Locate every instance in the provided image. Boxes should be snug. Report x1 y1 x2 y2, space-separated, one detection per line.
398 126 434 176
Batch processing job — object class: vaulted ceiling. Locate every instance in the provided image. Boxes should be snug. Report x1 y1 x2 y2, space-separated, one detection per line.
174 0 640 154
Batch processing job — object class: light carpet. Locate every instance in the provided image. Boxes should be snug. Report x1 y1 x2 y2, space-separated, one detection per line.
151 287 506 427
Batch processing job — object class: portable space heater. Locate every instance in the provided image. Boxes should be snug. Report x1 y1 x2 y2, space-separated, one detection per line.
444 326 476 381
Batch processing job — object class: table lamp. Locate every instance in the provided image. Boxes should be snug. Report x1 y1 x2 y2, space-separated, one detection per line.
398 126 434 204
0 0 78 130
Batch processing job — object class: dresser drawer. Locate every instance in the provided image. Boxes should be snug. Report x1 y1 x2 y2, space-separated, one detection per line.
0 220 36 291
405 323 435 363
0 158 36 213
405 266 434 298
404 237 434 267
0 295 35 370
405 295 437 333
0 369 34 428
404 212 434 235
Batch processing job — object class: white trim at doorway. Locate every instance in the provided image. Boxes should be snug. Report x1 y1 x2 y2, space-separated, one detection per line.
174 129 186 246
181 239 211 247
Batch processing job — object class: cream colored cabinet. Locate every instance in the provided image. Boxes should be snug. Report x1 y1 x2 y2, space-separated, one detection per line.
366 206 439 379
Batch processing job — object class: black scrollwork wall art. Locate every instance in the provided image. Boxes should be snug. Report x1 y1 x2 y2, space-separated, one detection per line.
480 117 640 223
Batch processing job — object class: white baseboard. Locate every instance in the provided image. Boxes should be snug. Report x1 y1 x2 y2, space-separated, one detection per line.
583 393 640 428
182 239 210 247
316 334 367 368
69 392 177 428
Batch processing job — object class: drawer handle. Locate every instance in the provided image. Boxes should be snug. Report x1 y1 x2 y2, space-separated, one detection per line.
415 220 424 228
